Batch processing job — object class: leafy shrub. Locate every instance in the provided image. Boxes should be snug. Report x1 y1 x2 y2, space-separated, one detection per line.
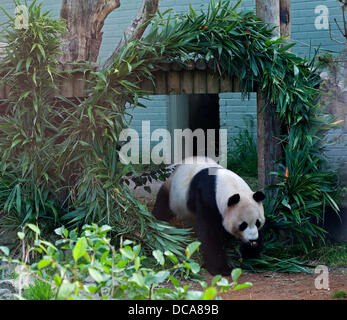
227 118 258 178
1 224 252 300
0 1 67 250
332 290 347 299
265 143 340 251
0 1 191 257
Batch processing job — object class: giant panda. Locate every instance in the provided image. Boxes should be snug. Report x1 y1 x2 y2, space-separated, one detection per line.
152 156 265 276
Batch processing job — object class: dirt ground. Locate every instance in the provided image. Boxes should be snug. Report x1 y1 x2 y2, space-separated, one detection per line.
203 269 347 300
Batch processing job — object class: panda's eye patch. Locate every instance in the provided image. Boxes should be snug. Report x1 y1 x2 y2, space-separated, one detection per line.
256 219 261 228
239 222 248 232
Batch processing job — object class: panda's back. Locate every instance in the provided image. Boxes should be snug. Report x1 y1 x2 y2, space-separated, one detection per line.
168 157 253 221
169 157 222 220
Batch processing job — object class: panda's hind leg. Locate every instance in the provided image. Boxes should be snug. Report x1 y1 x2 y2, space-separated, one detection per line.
152 183 174 222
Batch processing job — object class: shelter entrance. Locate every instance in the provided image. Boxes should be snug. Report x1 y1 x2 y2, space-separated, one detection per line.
168 94 220 160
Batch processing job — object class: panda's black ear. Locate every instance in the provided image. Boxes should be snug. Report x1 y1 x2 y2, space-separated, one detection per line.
228 194 240 207
253 191 265 202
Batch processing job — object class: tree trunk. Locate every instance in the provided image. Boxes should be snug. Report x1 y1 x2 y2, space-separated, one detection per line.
256 0 280 38
280 0 291 44
103 0 160 69
59 0 120 64
256 0 282 191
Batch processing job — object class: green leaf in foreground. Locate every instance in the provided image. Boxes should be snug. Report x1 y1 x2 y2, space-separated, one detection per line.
153 250 165 266
73 237 88 262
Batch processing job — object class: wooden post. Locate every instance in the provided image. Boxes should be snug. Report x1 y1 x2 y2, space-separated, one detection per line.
256 0 280 38
257 91 281 190
280 0 291 44
256 0 281 191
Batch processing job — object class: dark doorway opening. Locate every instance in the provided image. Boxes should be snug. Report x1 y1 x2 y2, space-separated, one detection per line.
188 94 220 157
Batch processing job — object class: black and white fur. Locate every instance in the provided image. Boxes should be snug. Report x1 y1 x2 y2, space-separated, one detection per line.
152 156 265 275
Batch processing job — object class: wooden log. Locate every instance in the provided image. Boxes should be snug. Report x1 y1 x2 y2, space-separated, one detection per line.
154 71 167 95
233 77 240 92
195 59 207 71
193 70 207 94
207 71 219 94
167 71 180 94
184 60 195 71
207 59 216 71
171 62 183 71
157 62 171 72
220 75 233 92
141 78 155 93
181 70 194 94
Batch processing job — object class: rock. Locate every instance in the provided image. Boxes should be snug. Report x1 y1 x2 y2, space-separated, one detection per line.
0 262 13 279
0 280 16 300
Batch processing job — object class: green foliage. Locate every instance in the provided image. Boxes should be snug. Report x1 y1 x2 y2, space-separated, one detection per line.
0 1 192 257
291 243 347 268
227 118 258 178
0 1 67 248
0 224 252 300
332 290 347 299
265 144 340 251
22 278 54 300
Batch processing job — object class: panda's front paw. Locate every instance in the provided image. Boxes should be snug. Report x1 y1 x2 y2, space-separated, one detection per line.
239 239 263 259
240 230 264 259
206 264 231 276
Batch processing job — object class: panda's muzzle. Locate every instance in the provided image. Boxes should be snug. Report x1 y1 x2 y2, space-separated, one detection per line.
249 240 258 247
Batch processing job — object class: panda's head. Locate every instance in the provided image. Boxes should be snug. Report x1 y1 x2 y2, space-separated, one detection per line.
222 191 265 244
